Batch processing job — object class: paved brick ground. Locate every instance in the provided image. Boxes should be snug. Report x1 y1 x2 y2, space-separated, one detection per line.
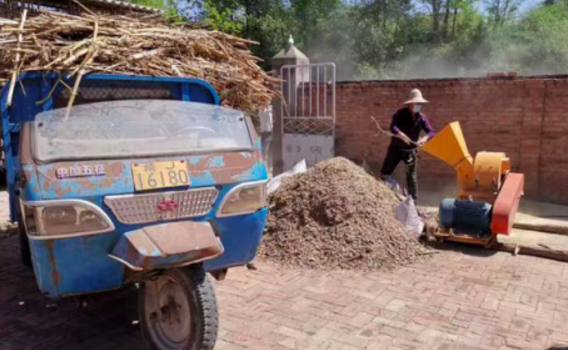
1 234 568 350
0 192 10 222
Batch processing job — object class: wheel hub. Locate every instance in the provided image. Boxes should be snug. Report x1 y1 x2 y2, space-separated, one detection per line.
145 276 192 349
160 297 182 325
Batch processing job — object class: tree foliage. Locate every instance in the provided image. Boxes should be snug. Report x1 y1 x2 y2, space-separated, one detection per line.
128 0 180 19
137 0 568 79
490 1 568 74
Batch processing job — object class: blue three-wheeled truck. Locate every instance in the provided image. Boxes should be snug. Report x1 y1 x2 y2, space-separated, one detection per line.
0 73 269 350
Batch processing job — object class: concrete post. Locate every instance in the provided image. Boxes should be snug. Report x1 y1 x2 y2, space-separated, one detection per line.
271 35 310 175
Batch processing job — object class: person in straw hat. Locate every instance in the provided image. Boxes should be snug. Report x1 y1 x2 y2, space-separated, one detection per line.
380 88 435 203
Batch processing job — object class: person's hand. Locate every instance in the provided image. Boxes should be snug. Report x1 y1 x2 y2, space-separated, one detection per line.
417 136 428 147
397 133 412 145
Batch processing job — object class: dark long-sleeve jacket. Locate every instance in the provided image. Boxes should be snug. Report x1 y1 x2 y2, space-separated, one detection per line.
389 107 435 150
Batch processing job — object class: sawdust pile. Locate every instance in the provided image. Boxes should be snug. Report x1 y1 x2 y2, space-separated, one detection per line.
259 157 428 270
0 11 278 111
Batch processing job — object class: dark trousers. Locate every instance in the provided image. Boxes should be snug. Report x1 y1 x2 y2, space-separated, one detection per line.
380 145 418 202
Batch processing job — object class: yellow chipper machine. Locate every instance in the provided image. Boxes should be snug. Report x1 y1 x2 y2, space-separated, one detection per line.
422 122 525 247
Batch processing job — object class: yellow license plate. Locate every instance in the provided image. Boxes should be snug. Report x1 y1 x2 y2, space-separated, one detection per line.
132 161 191 191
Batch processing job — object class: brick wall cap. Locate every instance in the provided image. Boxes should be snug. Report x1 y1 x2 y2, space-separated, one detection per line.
337 74 568 87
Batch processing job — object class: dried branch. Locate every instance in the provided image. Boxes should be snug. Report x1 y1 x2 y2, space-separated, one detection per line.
6 10 28 107
0 11 279 112
370 116 421 147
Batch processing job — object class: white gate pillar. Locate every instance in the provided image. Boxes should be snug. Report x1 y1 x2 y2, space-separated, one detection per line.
271 35 309 176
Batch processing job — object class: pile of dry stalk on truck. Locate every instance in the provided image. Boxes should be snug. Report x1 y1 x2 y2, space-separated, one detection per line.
0 10 278 111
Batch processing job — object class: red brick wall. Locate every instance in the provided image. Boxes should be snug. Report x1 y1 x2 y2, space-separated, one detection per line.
334 76 568 205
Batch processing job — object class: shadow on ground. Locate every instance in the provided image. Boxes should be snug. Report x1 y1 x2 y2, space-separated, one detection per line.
0 238 144 350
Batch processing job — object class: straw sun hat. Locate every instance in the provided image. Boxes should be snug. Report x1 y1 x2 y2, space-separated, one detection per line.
403 89 429 105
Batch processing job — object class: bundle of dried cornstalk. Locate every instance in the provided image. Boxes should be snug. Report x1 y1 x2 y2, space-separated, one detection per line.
0 10 278 111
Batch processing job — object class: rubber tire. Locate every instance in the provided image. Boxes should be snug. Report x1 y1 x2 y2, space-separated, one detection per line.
18 214 32 269
139 266 218 350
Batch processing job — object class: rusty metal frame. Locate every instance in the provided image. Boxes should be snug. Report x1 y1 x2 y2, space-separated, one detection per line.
107 254 144 272
19 123 33 165
433 228 496 248
216 180 268 218
108 248 224 272
23 199 115 240
108 221 225 271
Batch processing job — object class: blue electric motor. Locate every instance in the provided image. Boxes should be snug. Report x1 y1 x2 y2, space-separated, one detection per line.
439 198 493 236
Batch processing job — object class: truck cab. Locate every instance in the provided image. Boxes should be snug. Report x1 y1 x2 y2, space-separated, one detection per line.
2 73 269 350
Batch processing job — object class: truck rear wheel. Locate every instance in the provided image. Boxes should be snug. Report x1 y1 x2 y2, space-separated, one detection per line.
139 266 218 350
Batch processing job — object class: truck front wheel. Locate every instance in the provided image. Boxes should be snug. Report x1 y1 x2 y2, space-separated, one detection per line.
139 266 218 350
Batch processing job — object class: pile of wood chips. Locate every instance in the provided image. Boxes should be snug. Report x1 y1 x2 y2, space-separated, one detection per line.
0 10 278 111
259 157 430 271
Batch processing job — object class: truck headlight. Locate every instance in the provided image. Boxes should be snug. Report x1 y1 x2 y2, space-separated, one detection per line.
22 200 114 238
217 181 267 217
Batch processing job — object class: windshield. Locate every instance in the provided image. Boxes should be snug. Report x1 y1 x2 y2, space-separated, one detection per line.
32 100 255 162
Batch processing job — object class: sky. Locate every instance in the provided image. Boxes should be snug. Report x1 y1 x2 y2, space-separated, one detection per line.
522 0 542 9
477 0 542 13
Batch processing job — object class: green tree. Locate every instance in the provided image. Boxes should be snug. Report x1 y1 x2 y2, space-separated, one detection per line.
288 0 344 52
128 0 180 19
187 0 288 68
501 2 568 73
136 0 568 79
485 0 524 29
202 1 244 34
243 4 289 70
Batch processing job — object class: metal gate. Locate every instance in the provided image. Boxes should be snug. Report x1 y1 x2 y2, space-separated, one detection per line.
280 63 336 171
